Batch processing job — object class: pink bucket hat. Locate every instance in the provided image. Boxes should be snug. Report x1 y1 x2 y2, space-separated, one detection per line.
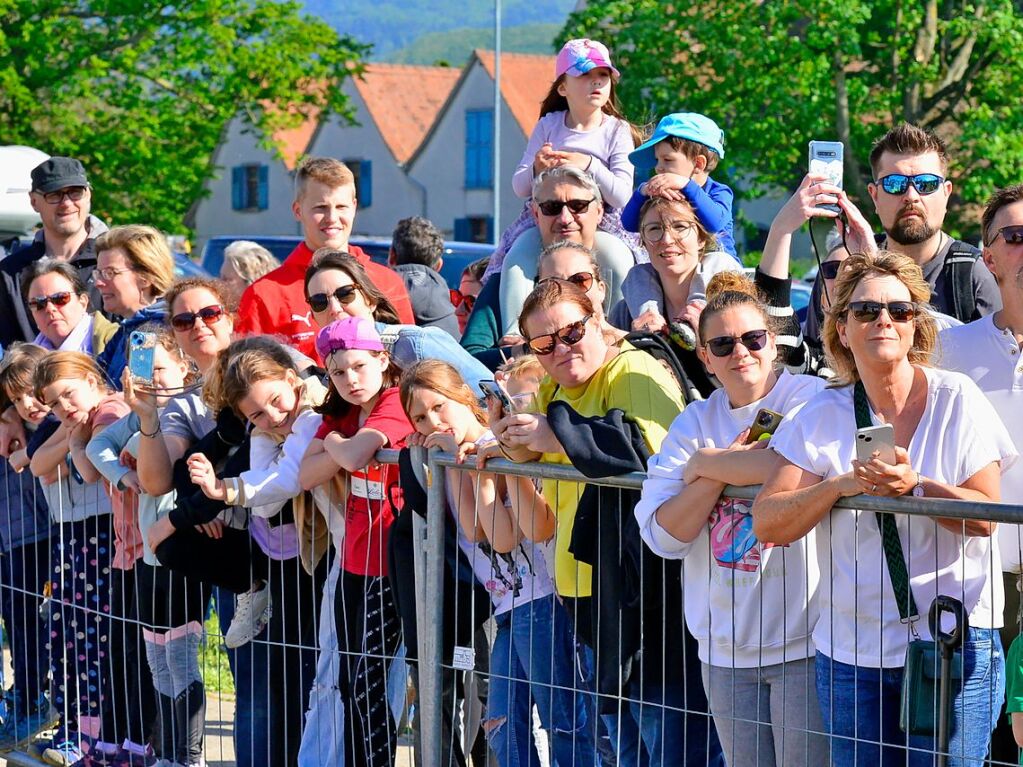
555 39 620 81
315 316 384 360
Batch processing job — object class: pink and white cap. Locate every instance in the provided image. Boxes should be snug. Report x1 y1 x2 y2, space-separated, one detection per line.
555 38 620 81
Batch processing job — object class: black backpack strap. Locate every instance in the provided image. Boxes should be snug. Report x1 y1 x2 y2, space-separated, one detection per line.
622 331 700 405
942 240 981 323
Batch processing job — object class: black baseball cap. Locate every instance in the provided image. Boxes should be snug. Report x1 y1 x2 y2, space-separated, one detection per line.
30 157 90 194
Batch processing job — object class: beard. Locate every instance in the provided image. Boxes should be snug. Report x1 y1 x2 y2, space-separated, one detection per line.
887 209 938 245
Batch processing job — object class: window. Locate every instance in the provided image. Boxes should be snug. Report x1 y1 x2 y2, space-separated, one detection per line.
344 159 373 208
453 216 493 244
231 164 268 211
464 110 493 189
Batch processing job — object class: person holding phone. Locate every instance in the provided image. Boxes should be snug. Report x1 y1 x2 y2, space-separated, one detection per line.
634 272 828 766
753 251 1016 765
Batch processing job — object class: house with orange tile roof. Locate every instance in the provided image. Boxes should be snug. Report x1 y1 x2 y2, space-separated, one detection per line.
407 49 554 242
308 63 461 237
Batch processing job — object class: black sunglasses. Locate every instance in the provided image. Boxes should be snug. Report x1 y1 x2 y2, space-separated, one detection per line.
527 314 592 356
820 260 844 281
27 291 74 311
537 272 595 292
536 198 596 217
987 224 1023 247
847 300 917 323
307 285 359 313
705 329 769 358
875 173 944 196
171 304 226 331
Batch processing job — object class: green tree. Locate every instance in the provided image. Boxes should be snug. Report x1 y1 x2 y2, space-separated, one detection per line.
0 0 367 233
562 0 1023 234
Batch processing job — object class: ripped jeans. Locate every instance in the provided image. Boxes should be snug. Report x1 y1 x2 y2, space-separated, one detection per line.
486 594 596 766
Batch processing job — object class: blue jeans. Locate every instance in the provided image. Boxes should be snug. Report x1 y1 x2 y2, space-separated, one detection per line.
486 594 596 766
377 322 492 396
816 629 1004 767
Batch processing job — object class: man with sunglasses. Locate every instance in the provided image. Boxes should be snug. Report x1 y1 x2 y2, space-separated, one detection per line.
938 184 1023 761
867 123 1000 323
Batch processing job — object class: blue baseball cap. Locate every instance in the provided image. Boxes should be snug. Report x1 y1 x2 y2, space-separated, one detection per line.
629 112 725 170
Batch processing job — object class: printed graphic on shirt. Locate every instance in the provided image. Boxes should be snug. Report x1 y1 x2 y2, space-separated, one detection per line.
350 463 386 502
478 539 533 601
709 497 774 572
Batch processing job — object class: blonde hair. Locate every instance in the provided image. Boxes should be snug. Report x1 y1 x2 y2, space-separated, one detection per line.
95 225 175 298
294 157 355 201
498 354 544 382
203 336 297 416
399 360 487 427
165 276 238 318
822 251 937 386
33 351 108 401
0 344 49 410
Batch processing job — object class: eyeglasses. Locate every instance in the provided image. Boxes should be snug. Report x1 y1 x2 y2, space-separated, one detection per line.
705 329 769 358
641 219 697 244
526 314 592 356
537 272 595 292
820 260 844 280
875 174 945 196
38 187 87 205
987 224 1023 247
90 267 133 283
847 300 917 323
449 289 477 313
27 291 74 311
170 304 226 331
308 285 359 313
536 198 596 217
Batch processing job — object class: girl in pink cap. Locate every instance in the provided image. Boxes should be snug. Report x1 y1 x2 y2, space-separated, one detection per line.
487 38 643 336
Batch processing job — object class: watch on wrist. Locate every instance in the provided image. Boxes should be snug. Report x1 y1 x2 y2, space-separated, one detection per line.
912 472 925 497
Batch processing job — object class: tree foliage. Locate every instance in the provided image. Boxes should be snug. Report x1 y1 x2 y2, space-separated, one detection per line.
561 0 1023 233
0 0 367 233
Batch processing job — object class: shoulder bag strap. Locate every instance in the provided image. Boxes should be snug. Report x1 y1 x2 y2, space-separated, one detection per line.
854 381 919 624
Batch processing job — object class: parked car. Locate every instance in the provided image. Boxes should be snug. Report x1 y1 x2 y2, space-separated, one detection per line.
199 235 492 290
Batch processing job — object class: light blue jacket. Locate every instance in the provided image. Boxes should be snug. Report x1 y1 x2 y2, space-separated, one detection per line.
376 322 491 395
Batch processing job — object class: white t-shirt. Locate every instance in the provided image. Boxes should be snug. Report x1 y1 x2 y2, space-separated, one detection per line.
447 432 556 615
771 366 1018 668
636 371 826 667
937 315 1023 571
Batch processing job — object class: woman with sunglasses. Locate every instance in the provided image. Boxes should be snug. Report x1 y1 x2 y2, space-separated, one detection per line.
303 249 491 394
493 279 722 766
754 251 1016 766
611 197 740 397
92 224 175 388
635 272 828 766
21 258 117 354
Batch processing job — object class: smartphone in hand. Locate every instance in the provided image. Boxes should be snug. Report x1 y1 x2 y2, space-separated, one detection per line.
808 140 844 213
128 331 157 385
855 424 897 465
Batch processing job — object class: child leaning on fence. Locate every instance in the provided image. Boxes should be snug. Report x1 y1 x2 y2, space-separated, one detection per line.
299 316 409 767
87 324 209 767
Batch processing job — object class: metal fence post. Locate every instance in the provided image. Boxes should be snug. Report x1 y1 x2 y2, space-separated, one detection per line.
415 446 446 766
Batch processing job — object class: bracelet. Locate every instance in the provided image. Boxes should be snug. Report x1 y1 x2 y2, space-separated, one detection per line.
140 421 160 438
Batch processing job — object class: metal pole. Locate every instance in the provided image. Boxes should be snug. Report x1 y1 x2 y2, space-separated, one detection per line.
492 0 501 242
418 447 447 766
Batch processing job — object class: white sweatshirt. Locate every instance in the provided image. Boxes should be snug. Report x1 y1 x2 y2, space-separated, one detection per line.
635 371 825 667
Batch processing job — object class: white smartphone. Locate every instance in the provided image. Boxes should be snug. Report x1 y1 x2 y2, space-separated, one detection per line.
808 140 844 213
855 424 897 465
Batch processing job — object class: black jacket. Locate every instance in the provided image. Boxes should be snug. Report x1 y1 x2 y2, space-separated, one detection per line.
549 402 688 712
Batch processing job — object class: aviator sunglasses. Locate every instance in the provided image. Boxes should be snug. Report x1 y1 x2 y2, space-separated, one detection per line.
170 304 226 331
307 285 360 313
27 291 75 311
847 301 917 323
875 173 945 196
526 314 592 356
536 271 595 292
705 329 769 358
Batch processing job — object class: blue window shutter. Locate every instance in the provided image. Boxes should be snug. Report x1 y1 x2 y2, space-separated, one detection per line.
480 111 493 188
454 217 471 241
361 160 372 208
231 166 244 210
257 165 269 210
485 216 494 243
465 112 478 188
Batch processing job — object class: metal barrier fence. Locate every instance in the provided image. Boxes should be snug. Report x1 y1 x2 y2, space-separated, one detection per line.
1 447 1022 766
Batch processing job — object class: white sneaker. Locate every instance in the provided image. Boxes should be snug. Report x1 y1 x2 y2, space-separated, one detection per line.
223 582 271 648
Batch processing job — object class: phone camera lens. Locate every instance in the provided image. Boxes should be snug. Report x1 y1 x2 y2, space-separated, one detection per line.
758 413 771 426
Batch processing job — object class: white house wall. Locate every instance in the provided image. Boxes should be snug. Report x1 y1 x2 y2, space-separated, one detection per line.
309 85 426 238
408 62 529 239
191 117 300 251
